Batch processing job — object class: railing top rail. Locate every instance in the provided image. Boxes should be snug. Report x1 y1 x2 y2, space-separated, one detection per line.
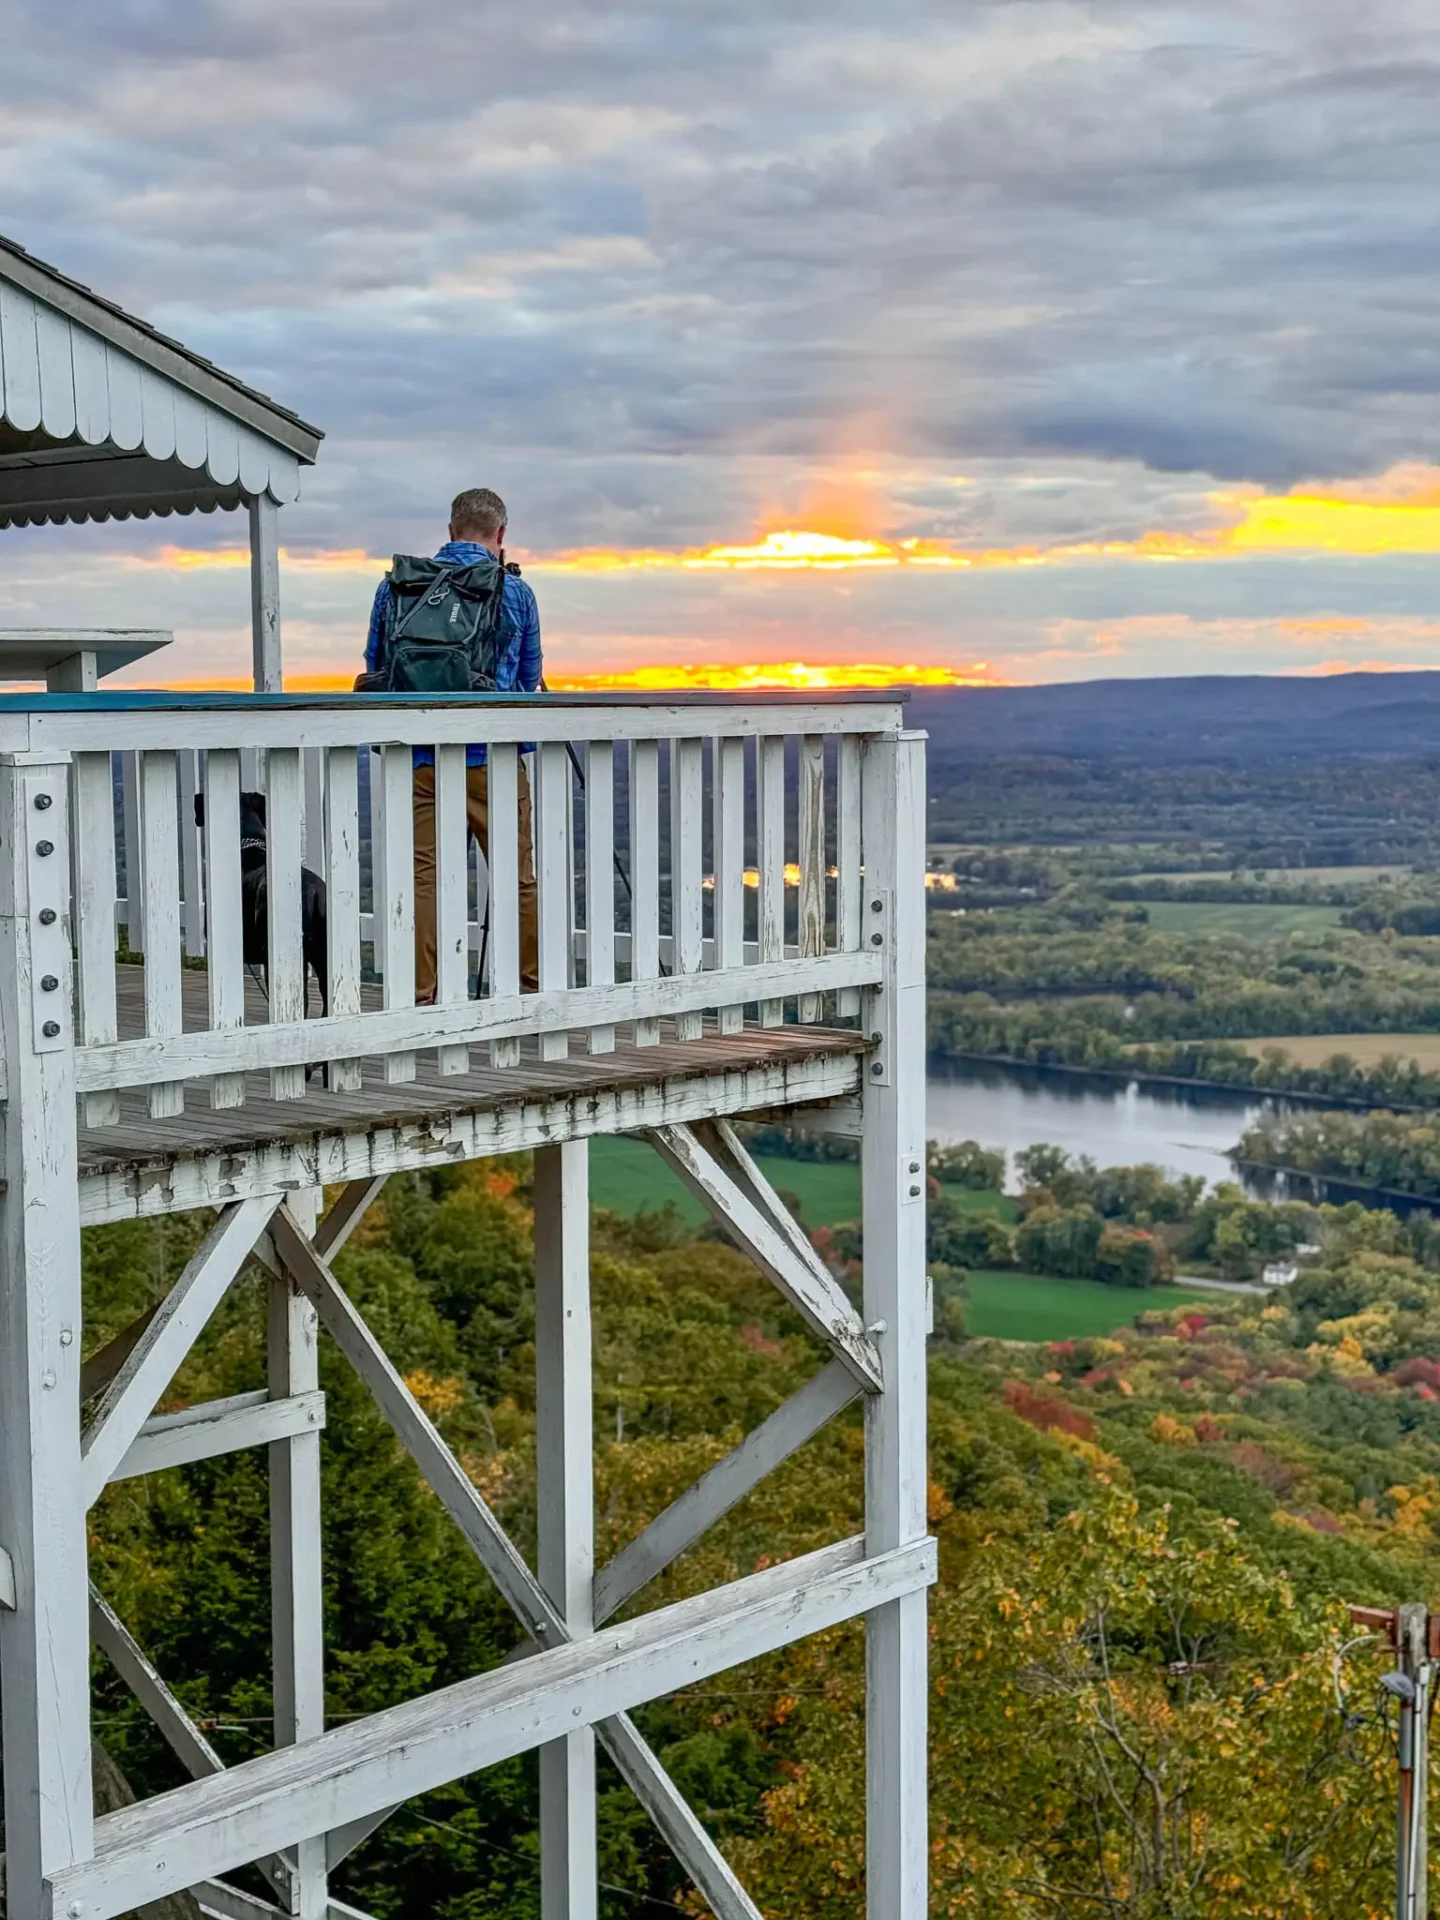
0 687 909 714
0 690 909 753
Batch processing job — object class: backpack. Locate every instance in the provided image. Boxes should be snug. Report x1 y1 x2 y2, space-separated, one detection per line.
378 553 509 694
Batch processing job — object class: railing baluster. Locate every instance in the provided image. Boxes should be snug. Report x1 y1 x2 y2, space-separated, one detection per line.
757 735 786 1027
836 732 862 1017
536 741 570 1062
713 734 745 1035
487 742 522 1069
324 747 363 1093
585 741 615 1056
435 742 470 1077
139 750 183 1117
178 750 205 961
671 736 704 1041
631 738 660 1046
798 733 825 1023
368 744 386 982
265 746 306 1101
120 749 143 950
203 748 247 1109
380 745 415 1084
72 751 120 1126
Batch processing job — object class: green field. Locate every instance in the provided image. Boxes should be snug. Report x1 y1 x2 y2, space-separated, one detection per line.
588 1138 1019 1231
1141 901 1344 938
964 1271 1208 1342
589 1137 862 1229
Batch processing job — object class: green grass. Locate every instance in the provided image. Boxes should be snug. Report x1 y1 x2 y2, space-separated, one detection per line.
589 1137 864 1229
587 1138 1021 1231
963 1271 1208 1342
1141 901 1344 938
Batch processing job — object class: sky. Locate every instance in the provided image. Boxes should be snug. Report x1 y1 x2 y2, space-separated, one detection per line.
2 0 1440 688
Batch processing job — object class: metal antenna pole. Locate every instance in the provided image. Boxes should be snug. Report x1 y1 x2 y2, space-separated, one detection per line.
1353 1601 1434 1920
1397 1604 1431 1920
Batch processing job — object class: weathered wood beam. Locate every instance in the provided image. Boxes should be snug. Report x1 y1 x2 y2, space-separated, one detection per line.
110 1390 326 1484
79 1051 863 1228
645 1124 882 1391
81 1196 282 1507
49 1537 934 1920
593 1358 859 1626
266 1214 767 1920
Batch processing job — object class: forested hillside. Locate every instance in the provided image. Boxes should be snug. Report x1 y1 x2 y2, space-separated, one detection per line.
86 1159 1440 1919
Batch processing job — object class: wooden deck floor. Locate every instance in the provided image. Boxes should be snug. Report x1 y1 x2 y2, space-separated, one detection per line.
64 968 868 1222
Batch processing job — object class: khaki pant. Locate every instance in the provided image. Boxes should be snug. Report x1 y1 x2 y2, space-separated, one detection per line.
413 762 540 1000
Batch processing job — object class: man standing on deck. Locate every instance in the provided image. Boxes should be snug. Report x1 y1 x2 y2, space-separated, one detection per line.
361 487 541 998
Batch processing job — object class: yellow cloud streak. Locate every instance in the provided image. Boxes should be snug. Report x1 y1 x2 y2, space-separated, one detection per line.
147 660 996 694
143 472 1440 580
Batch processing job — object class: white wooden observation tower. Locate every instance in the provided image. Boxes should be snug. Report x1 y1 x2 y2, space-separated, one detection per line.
0 241 933 1920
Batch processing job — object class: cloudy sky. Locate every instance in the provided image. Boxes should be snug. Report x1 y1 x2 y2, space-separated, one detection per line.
3 0 1440 686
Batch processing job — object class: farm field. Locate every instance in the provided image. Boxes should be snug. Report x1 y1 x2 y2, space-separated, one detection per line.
964 1270 1208 1342
1124 865 1411 885
1240 1033 1440 1069
1141 901 1344 937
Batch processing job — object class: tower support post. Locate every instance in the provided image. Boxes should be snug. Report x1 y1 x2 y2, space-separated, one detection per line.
860 729 930 1920
0 753 93 1918
535 1142 598 1920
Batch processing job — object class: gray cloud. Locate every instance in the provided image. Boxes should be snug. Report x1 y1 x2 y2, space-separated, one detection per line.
2 0 1440 556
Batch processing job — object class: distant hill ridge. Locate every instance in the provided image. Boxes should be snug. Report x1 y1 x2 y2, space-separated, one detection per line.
905 670 1440 761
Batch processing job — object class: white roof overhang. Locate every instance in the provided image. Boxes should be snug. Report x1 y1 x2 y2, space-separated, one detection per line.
0 239 323 531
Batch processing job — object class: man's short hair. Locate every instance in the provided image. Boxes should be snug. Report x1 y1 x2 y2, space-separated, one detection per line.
450 487 508 539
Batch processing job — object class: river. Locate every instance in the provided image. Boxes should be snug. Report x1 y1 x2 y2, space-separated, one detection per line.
926 1058 1275 1192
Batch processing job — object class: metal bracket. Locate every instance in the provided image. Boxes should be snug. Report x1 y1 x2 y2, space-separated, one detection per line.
862 889 893 1087
24 772 71 1055
0 1543 15 1610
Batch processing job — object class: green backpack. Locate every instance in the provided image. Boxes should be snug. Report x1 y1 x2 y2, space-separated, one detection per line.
380 554 508 694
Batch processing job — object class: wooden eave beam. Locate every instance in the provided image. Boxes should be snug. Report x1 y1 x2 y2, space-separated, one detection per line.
0 250 322 461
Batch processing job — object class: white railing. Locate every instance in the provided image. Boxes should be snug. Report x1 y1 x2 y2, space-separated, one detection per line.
0 691 912 1123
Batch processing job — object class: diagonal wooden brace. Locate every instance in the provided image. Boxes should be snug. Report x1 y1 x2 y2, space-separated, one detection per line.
267 1208 767 1920
646 1124 881 1390
81 1196 282 1508
594 1357 860 1625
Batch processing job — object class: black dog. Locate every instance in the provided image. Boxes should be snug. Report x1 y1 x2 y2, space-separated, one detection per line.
194 790 329 1017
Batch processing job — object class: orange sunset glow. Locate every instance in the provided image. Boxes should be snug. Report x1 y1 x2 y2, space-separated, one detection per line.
150 660 996 694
